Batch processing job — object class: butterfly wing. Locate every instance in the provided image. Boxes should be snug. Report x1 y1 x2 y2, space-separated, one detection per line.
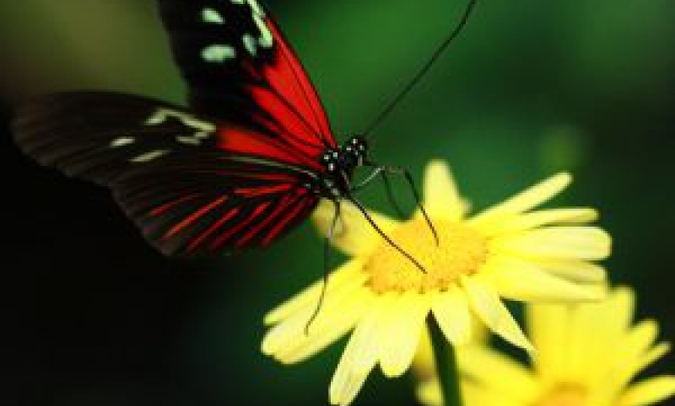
13 92 320 256
158 0 337 163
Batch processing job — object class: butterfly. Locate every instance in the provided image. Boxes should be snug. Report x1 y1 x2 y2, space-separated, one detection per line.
12 0 475 263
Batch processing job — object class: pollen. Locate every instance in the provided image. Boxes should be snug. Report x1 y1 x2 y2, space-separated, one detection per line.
364 219 489 293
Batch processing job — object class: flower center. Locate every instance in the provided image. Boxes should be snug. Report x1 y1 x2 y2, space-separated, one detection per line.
364 219 488 294
534 384 588 406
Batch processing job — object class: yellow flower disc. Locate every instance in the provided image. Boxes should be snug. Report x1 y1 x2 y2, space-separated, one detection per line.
365 219 488 293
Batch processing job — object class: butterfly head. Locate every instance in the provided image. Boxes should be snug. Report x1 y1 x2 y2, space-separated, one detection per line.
341 136 368 167
318 136 368 198
321 137 367 172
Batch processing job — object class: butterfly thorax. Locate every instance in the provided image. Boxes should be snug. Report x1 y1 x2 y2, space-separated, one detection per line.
318 136 368 199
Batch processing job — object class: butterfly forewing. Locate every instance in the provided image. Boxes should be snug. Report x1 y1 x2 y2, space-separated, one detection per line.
158 0 336 167
13 92 320 256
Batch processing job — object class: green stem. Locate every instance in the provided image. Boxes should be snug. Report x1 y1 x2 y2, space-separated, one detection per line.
427 318 464 406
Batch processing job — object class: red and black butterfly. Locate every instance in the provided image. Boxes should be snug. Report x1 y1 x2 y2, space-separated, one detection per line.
12 0 475 263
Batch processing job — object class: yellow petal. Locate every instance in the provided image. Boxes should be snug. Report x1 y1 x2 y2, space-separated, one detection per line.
591 343 673 406
330 363 374 406
271 289 374 364
422 160 466 221
412 326 435 381
628 343 672 381
262 287 373 359
463 276 534 352
459 345 539 404
470 173 572 226
611 320 660 388
312 199 399 256
608 286 637 333
329 299 386 405
529 258 607 284
378 293 430 377
416 379 443 406
526 303 569 383
494 226 611 261
462 379 525 406
431 288 472 345
347 296 392 374
477 208 598 236
489 257 606 302
618 376 675 406
564 288 635 382
264 259 366 325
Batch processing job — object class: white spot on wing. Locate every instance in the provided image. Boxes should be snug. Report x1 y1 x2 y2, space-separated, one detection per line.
110 137 135 148
176 136 201 146
130 150 170 163
143 109 217 149
145 108 216 133
231 0 265 16
252 12 273 49
258 26 273 48
201 45 236 62
202 8 225 24
243 34 257 56
247 0 266 17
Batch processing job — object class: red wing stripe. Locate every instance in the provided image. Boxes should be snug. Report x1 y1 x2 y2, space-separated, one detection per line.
235 194 298 247
150 193 202 217
267 21 333 145
207 169 298 183
251 83 325 151
262 192 312 246
254 112 323 159
217 128 320 170
187 206 241 252
163 196 227 240
234 184 292 197
210 201 272 250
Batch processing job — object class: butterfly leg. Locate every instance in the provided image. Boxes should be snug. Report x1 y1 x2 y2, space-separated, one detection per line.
350 166 405 218
361 163 439 246
305 198 342 335
347 195 427 274
381 165 438 246
379 170 406 218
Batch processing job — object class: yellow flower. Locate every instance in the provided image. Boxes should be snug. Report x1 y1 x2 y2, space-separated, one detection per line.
262 160 611 405
420 287 675 406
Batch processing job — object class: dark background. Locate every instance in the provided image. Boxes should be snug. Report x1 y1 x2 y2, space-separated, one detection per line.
2 0 674 405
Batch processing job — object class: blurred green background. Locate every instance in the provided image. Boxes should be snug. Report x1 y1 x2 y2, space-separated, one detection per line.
2 0 674 405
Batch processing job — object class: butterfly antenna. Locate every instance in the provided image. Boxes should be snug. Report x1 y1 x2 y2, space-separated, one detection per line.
363 0 478 137
348 196 427 274
305 199 342 335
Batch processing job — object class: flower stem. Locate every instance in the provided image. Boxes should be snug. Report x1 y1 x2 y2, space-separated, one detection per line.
427 318 464 406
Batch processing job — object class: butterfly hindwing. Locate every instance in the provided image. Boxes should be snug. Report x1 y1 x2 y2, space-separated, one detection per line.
115 158 319 256
12 92 320 256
